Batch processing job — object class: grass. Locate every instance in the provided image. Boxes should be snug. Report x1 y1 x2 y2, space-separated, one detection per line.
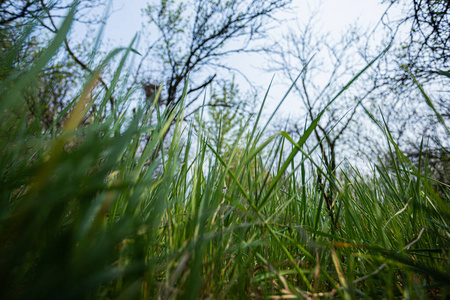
0 7 449 300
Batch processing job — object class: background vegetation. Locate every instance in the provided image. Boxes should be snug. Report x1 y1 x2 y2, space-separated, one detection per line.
0 0 448 299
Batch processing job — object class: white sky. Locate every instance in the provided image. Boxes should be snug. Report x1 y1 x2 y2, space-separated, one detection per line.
102 0 389 44
98 0 391 116
85 0 396 170
103 0 148 46
102 2 390 68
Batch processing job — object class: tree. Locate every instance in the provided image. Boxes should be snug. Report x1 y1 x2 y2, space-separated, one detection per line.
138 0 291 122
264 14 382 228
365 0 450 184
0 1 106 27
0 0 116 128
0 1 61 27
266 14 377 173
382 0 450 81
195 77 256 155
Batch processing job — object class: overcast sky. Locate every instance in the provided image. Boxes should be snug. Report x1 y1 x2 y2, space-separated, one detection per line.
102 0 389 45
97 0 392 115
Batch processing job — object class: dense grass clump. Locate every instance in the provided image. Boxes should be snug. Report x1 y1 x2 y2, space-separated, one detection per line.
1 8 449 300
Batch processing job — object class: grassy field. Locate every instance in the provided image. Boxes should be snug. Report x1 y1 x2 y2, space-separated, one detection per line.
0 8 449 300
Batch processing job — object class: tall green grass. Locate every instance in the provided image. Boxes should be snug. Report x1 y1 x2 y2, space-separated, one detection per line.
0 6 448 300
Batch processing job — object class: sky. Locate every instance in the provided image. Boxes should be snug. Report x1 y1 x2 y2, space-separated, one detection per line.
102 0 389 44
101 1 390 74
97 0 392 117
70 0 398 170
103 0 148 46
